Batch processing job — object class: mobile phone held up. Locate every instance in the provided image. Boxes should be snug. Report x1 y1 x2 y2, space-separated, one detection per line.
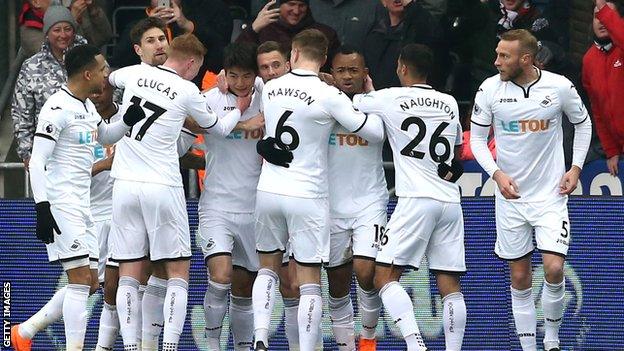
158 0 171 8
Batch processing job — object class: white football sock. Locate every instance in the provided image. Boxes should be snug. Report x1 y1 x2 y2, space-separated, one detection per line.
283 297 300 349
137 285 146 347
204 280 230 348
298 284 323 351
230 295 254 351
162 278 188 351
142 276 167 351
252 268 278 348
542 280 564 350
442 292 466 351
117 276 141 350
329 294 355 351
357 287 381 340
511 286 537 351
63 284 90 350
380 281 427 351
97 302 119 350
19 286 66 339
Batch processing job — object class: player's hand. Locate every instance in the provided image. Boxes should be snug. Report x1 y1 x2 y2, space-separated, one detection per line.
123 104 146 127
35 201 61 244
559 165 581 195
319 72 335 86
438 159 463 183
363 74 375 93
240 113 265 132
493 170 520 199
236 92 252 113
257 137 293 168
150 6 175 21
216 69 228 94
607 154 619 176
252 0 280 33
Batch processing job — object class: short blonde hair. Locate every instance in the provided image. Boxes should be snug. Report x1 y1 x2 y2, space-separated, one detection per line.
291 29 328 63
499 29 539 56
167 34 207 60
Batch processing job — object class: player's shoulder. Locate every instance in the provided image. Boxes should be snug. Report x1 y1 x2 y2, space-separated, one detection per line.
203 86 224 101
539 69 573 89
478 74 503 91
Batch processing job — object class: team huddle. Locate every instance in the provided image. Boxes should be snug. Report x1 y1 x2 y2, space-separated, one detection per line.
10 15 591 351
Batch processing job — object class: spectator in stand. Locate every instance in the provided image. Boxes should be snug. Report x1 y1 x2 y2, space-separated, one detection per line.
18 0 51 58
68 0 113 48
12 5 88 170
18 0 111 57
112 0 232 87
363 0 442 89
251 0 383 50
582 0 624 176
496 0 570 74
237 0 340 69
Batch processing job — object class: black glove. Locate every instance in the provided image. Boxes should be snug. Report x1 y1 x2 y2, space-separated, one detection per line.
35 201 61 244
437 159 464 183
257 137 293 168
123 104 146 127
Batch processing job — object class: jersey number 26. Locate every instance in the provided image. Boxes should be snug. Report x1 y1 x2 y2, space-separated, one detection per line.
400 116 450 163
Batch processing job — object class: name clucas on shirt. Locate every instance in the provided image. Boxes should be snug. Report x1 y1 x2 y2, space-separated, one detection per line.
267 87 315 105
137 78 178 100
399 97 456 119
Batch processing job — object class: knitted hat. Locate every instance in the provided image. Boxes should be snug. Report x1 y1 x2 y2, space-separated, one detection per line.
43 6 77 34
278 0 310 5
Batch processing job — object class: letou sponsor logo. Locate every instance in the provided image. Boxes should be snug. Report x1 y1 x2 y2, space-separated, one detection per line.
500 119 551 133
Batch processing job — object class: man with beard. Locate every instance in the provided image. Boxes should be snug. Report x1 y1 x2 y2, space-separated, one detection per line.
471 29 592 351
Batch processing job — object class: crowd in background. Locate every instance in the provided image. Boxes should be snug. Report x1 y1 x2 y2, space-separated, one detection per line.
9 0 624 192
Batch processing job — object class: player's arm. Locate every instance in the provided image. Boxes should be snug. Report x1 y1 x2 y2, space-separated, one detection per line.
92 154 114 176
97 104 145 144
470 84 520 199
328 91 385 143
107 66 132 89
188 91 249 136
559 81 592 193
30 110 65 244
438 114 464 183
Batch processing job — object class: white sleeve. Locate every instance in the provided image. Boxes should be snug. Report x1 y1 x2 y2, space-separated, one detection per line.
108 66 132 89
184 89 241 136
326 90 384 143
30 106 66 204
559 80 592 168
470 82 498 176
352 91 383 114
177 128 197 156
97 118 130 145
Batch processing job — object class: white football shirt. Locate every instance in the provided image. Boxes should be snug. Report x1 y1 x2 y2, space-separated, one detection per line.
256 69 383 198
328 124 388 217
472 69 589 202
33 87 102 208
199 87 264 213
108 63 240 187
354 84 462 203
90 105 121 221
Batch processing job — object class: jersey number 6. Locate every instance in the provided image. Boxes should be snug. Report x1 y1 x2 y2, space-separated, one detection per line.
400 116 451 163
275 110 300 151
128 96 167 141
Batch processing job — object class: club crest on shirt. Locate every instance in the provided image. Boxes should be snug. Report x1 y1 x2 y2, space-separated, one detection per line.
540 95 553 108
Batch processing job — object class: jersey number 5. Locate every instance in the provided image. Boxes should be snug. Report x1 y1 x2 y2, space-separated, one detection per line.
400 116 451 163
275 110 300 151
128 96 167 141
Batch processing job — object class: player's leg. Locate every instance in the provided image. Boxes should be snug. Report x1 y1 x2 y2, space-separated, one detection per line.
196 210 236 350
141 262 168 351
326 225 356 351
374 197 433 351
63 264 94 350
352 208 387 350
229 214 259 351
279 256 300 350
253 191 289 350
289 196 331 351
496 198 537 351
96 219 121 351
110 180 150 351
205 255 233 350
160 259 190 351
428 202 467 351
534 197 570 351
230 267 257 351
